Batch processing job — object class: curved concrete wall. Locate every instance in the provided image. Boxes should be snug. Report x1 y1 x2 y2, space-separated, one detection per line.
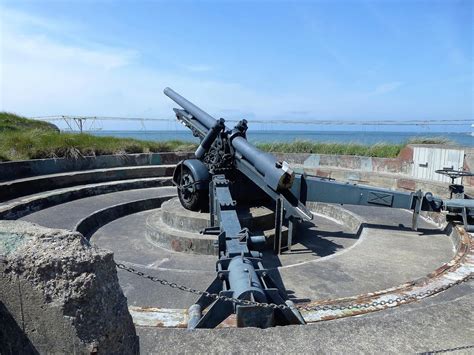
1 145 471 198
0 165 175 202
274 145 474 198
0 152 193 182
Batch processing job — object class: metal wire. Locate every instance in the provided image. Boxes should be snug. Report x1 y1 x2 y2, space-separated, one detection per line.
32 115 472 126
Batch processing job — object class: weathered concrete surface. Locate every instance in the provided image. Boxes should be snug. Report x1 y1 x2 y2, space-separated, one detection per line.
0 152 193 182
0 176 172 220
275 145 474 197
146 197 281 255
75 195 175 239
274 148 413 175
160 197 276 232
0 164 175 202
0 221 138 354
19 187 176 230
89 206 358 309
21 184 453 310
137 281 473 353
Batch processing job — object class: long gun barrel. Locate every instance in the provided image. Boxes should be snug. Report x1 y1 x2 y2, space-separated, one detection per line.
164 87 217 130
164 87 294 192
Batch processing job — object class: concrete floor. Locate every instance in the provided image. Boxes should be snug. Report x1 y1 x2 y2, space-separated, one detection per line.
16 185 472 353
19 187 176 230
89 204 453 307
137 282 473 354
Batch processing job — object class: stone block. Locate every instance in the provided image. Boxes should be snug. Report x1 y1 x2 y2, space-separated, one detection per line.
0 221 138 354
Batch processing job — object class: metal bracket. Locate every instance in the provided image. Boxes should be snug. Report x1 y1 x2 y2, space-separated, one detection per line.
274 198 284 254
412 190 423 231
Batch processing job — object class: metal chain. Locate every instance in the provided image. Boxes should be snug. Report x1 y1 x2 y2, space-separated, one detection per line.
116 262 287 310
116 262 472 312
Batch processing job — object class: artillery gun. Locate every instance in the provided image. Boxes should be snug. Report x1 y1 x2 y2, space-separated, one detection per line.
164 87 474 329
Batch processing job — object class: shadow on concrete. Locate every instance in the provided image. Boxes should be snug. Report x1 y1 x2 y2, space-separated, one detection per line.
255 218 448 304
363 223 449 236
0 301 39 355
258 222 351 302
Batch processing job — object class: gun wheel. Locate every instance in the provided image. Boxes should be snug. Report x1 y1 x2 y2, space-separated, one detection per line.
177 166 204 211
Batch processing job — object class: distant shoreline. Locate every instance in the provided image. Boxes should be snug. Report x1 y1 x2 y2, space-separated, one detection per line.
1 113 472 162
88 130 473 147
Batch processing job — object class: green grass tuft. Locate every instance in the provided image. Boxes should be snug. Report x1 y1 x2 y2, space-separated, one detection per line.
406 137 453 145
0 112 59 132
256 140 405 158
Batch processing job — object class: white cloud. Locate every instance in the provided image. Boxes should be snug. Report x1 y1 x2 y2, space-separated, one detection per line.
0 8 317 121
0 6 427 125
3 31 136 70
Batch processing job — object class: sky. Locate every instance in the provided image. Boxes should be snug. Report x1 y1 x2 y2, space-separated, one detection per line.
0 0 472 131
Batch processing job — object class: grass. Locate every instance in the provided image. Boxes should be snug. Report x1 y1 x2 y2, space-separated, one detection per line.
0 112 59 132
406 137 453 145
256 141 405 157
0 112 197 161
0 112 453 161
0 130 197 161
256 136 452 158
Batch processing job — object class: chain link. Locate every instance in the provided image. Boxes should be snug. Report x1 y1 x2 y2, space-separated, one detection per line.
116 262 472 312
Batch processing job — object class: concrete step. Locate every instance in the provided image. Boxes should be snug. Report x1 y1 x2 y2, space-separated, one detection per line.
0 152 193 182
17 186 176 230
160 198 276 232
0 164 175 202
0 177 174 220
75 195 175 240
146 198 287 255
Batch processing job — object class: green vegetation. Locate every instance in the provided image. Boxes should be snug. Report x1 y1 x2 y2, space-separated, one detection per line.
406 137 452 145
0 112 59 132
256 141 404 157
256 136 452 157
0 112 453 161
0 112 197 161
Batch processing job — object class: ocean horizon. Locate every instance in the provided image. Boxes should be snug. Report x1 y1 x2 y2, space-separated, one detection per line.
88 130 474 147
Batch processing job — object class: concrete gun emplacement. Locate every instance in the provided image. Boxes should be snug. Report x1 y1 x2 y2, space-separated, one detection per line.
164 87 474 328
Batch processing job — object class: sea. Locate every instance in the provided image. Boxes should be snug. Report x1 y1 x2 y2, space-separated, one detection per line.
89 130 474 147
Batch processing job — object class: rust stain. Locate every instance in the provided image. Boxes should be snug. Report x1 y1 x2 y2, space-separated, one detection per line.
301 223 473 323
132 306 163 312
129 224 472 328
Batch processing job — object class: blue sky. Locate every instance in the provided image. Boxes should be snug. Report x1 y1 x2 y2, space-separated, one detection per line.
0 0 472 131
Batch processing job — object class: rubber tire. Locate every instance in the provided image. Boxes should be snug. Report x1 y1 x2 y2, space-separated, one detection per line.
177 166 206 211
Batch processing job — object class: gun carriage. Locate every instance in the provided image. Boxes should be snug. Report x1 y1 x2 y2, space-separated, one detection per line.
164 87 474 329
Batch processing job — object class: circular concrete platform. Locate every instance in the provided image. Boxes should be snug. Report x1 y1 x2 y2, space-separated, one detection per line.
83 189 462 318
4 182 470 331
145 197 284 255
1 159 472 353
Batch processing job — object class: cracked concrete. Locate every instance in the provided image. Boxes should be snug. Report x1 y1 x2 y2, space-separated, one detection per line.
0 220 138 354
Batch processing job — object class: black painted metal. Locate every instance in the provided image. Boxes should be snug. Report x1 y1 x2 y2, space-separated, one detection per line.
190 175 305 328
163 87 474 329
165 87 294 192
